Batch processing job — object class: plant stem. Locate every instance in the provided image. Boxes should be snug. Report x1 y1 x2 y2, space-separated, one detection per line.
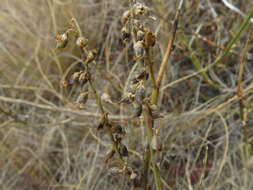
151 0 183 105
143 104 162 190
87 68 125 165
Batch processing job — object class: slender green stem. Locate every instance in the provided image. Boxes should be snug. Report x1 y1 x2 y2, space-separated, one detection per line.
143 104 163 190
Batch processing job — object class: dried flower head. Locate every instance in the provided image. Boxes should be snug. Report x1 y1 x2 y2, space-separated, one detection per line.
119 93 135 104
121 10 131 25
86 50 97 63
78 72 88 86
132 103 142 117
76 91 89 105
119 144 128 157
145 31 156 47
130 69 148 84
151 134 163 151
133 2 149 17
55 32 68 49
134 41 144 57
76 36 88 48
69 71 82 85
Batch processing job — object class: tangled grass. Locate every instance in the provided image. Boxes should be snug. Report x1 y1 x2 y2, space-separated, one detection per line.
0 0 253 189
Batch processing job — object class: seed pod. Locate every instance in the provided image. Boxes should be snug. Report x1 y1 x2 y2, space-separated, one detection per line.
55 32 68 49
114 134 122 143
137 30 145 41
112 125 125 135
151 134 163 151
119 144 128 157
104 149 115 163
121 10 131 25
134 41 144 57
76 36 88 48
149 104 163 119
69 71 82 85
130 69 146 84
121 25 131 43
135 82 145 103
78 72 88 86
86 50 97 63
133 19 144 33
145 31 156 47
61 80 68 87
133 2 148 17
132 103 142 117
118 93 135 104
76 91 89 105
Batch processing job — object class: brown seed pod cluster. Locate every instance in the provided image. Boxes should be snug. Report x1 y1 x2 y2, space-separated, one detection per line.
56 18 138 188
120 1 157 118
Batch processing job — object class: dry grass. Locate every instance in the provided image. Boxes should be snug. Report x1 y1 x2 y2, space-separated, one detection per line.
1 0 253 189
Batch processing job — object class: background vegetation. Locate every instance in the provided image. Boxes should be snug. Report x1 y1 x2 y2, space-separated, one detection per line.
0 0 253 189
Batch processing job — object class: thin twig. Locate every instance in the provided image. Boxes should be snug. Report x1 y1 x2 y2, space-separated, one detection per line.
152 0 184 104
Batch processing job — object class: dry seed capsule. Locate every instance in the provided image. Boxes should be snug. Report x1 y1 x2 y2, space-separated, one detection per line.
137 30 145 41
78 72 88 86
145 31 156 47
121 10 131 25
134 41 144 57
150 104 163 119
121 24 131 43
133 19 144 33
69 71 82 85
132 103 142 117
76 36 88 48
76 91 89 104
86 50 97 63
119 144 128 157
133 2 148 17
135 69 147 81
151 134 163 151
118 93 135 104
130 69 146 84
55 32 68 49
112 125 125 134
114 133 122 143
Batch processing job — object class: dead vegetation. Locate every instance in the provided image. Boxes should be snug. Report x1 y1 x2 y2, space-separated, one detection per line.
0 0 253 189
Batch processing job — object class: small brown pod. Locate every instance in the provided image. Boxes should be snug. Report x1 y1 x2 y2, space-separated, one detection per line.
76 91 89 105
118 93 135 104
76 36 88 48
86 50 97 63
145 31 156 47
151 134 163 151
118 144 128 157
69 71 82 85
121 10 131 25
134 41 144 57
55 33 68 49
78 72 88 86
132 103 142 117
137 30 145 41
